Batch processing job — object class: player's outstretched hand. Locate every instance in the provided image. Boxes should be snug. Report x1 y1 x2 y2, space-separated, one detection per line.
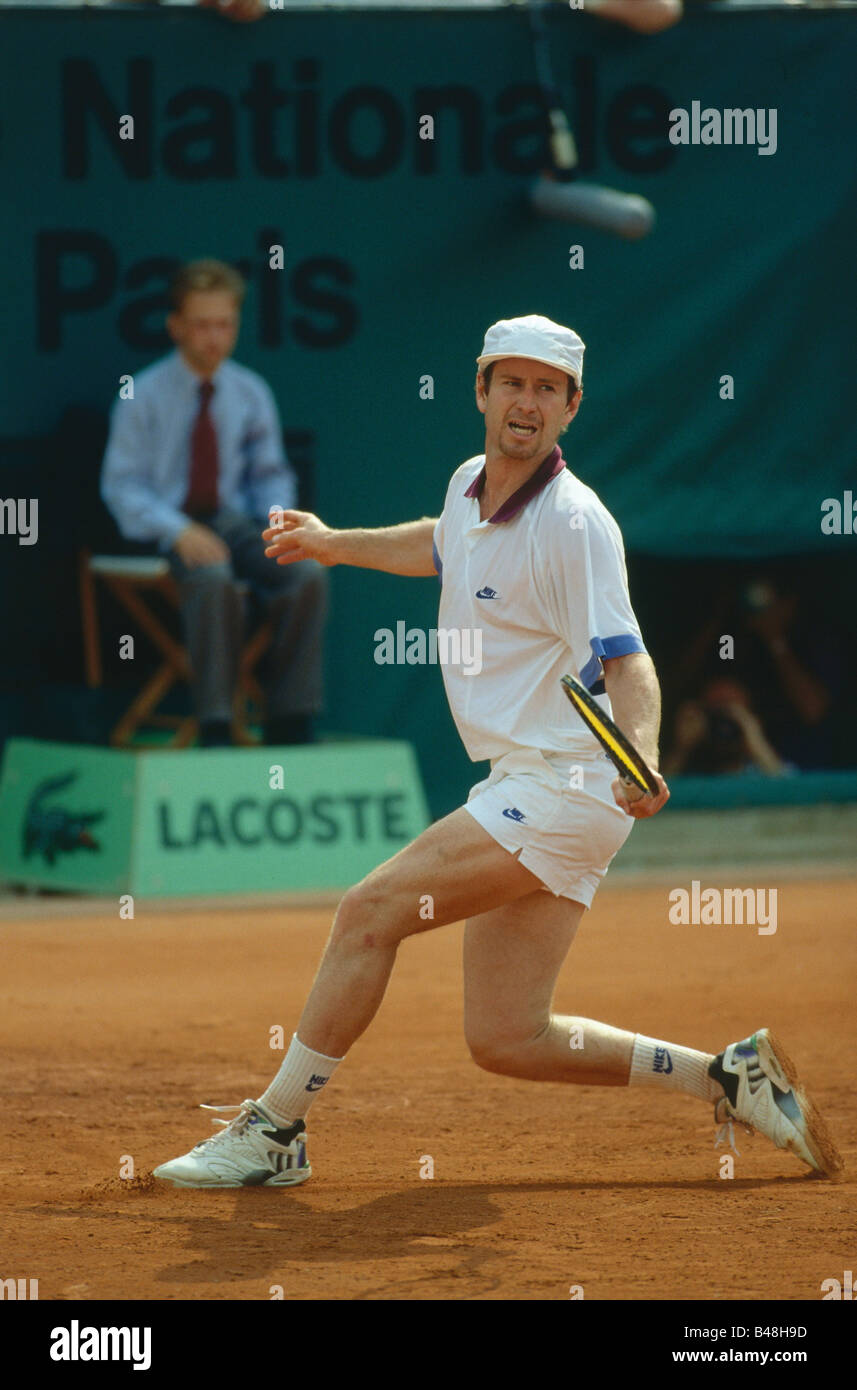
262 508 338 566
612 771 670 819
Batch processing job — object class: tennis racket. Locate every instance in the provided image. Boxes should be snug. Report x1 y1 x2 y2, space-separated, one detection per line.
560 672 660 795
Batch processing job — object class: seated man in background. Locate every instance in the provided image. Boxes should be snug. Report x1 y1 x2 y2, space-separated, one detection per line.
101 258 327 746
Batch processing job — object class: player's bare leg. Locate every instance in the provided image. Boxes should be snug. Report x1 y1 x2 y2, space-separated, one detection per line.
153 817 843 1184
463 894 720 1095
460 889 843 1177
293 808 546 1059
153 812 548 1187
463 893 636 1084
154 791 843 1184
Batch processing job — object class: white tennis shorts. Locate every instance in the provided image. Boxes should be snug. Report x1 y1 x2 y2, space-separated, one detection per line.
464 747 634 907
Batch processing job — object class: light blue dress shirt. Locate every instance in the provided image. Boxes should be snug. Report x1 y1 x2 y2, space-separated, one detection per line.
101 350 297 549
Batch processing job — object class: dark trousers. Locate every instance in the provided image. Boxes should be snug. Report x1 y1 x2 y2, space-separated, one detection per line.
168 509 328 724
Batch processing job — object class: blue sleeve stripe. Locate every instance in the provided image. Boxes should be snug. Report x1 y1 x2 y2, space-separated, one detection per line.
432 541 443 583
580 634 647 690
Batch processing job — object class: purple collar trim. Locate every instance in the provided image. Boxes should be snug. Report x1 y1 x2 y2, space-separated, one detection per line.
464 446 566 523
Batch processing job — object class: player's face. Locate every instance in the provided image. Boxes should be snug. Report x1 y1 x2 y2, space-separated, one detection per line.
475 358 580 462
168 290 241 378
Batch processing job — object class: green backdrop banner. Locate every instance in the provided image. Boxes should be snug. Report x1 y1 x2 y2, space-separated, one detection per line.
2 6 855 814
3 7 855 553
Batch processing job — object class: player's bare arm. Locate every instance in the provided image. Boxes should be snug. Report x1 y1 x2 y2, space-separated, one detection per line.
262 511 438 577
602 652 670 818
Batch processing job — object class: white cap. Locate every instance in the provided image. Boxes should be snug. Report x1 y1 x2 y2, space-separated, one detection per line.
477 314 585 388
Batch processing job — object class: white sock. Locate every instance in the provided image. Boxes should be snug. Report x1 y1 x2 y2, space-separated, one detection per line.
259 1034 343 1124
629 1034 724 1104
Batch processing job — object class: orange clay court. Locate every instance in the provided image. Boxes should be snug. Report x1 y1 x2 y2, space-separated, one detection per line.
1 876 855 1303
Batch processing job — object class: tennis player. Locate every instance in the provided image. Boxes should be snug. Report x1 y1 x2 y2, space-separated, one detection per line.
154 315 842 1187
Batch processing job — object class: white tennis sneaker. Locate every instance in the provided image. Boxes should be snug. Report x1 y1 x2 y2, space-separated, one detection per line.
708 1028 843 1178
153 1100 311 1189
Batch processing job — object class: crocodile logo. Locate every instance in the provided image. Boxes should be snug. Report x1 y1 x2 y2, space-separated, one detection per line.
22 773 105 865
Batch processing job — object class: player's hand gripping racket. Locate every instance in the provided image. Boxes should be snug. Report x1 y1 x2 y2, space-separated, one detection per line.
560 673 660 796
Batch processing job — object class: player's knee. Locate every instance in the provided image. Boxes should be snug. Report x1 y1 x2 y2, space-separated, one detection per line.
467 1037 519 1076
329 883 369 940
466 1021 548 1076
330 876 403 948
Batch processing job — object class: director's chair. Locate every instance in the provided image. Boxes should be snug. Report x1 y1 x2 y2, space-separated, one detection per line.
78 551 272 748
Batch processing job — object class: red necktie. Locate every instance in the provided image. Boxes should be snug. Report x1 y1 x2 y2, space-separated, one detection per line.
184 381 219 517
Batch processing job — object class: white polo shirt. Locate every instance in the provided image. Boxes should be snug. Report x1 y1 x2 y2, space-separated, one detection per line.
432 446 646 764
